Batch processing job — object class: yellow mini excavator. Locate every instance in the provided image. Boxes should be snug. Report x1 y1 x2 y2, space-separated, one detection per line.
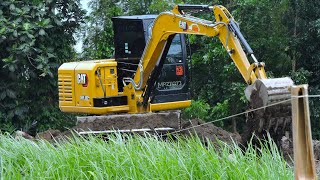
58 5 293 140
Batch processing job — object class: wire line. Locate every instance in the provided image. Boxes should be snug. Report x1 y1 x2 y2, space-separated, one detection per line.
161 94 320 136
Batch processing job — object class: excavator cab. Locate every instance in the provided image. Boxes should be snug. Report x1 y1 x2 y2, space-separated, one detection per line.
112 15 190 104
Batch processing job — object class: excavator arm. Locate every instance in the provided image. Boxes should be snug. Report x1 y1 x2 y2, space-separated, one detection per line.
126 5 265 91
123 5 293 141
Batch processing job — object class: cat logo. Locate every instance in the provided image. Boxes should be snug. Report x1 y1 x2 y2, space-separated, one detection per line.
77 73 88 87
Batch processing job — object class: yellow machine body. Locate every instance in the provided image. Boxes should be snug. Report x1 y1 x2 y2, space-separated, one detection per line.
59 59 124 114
58 59 191 115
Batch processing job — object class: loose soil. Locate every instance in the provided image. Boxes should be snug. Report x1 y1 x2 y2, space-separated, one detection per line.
36 112 241 144
280 136 320 176
27 112 320 176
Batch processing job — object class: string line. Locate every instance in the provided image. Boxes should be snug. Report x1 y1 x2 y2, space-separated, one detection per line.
160 94 320 136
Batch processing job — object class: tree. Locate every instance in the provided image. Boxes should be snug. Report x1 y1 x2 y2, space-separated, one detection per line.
284 0 320 138
82 0 123 59
122 0 182 15
0 0 84 133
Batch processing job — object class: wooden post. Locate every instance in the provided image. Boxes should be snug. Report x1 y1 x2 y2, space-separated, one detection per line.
291 85 316 180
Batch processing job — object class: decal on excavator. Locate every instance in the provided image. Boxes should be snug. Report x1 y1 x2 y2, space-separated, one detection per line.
124 42 131 54
189 24 200 32
77 73 88 87
176 65 183 76
80 95 90 100
179 20 187 30
157 81 182 89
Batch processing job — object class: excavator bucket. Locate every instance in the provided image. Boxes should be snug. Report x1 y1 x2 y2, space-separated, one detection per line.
244 77 294 143
245 77 293 109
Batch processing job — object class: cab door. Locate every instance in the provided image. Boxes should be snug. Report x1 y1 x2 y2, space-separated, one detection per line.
151 34 190 103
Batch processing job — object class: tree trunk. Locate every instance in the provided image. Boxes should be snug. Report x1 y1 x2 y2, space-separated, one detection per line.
232 117 237 133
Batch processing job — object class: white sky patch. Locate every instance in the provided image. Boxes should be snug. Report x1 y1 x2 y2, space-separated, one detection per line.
81 0 91 14
74 0 91 53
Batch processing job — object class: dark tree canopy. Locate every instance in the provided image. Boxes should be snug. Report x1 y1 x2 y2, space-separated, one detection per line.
0 0 84 133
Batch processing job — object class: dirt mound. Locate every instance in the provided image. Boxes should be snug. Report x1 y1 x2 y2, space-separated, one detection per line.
36 113 320 175
36 112 241 144
180 119 241 144
280 136 320 176
36 129 64 141
280 136 320 161
75 112 181 131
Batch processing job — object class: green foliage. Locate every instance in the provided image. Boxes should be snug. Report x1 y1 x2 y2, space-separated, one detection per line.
309 87 320 139
182 100 210 120
0 135 293 179
184 0 320 135
122 0 183 14
210 100 230 121
82 0 123 59
284 0 320 138
0 0 84 133
290 68 312 85
234 0 291 76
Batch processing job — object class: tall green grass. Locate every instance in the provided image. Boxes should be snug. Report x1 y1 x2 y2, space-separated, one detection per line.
0 134 293 179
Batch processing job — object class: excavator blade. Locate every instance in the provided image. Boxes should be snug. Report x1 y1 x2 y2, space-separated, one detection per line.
244 77 294 144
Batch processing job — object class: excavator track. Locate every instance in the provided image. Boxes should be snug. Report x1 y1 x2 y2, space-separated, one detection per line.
243 77 294 145
74 111 181 136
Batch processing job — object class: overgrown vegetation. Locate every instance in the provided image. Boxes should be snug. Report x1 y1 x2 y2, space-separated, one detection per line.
0 0 84 133
1 0 320 138
179 0 320 136
0 135 293 179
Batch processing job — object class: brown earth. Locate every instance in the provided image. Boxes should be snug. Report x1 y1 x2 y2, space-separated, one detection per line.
34 112 319 157
283 138 320 178
280 136 320 176
75 112 181 131
36 112 241 144
33 112 320 176
16 111 320 178
179 119 241 144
